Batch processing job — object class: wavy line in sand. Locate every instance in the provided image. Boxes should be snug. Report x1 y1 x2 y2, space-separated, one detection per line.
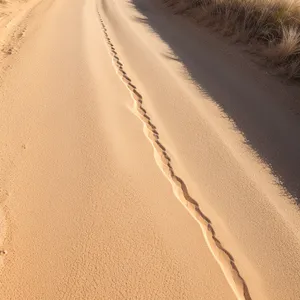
96 5 252 300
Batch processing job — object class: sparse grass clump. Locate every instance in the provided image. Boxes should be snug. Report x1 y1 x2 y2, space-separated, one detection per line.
163 0 300 78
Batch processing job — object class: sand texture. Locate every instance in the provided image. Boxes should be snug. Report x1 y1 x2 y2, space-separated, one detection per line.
0 0 300 299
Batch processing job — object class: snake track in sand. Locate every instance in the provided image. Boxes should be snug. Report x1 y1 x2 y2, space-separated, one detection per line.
96 5 252 300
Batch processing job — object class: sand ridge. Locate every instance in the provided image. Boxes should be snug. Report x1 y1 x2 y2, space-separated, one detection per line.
96 6 251 299
0 0 236 298
0 0 299 298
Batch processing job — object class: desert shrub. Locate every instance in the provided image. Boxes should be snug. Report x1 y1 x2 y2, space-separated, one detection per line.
164 0 300 78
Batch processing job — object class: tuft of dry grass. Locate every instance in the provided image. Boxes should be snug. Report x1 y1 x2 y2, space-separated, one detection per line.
163 0 300 78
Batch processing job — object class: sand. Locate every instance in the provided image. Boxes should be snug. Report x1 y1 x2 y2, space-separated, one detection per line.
0 0 299 299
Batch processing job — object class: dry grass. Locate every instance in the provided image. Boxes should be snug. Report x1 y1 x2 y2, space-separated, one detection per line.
163 0 300 78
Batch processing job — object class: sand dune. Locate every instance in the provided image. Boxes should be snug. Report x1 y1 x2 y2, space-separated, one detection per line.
0 0 299 299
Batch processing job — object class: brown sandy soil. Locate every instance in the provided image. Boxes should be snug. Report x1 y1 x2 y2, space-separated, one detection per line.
0 0 299 299
0 0 35 34
0 0 27 25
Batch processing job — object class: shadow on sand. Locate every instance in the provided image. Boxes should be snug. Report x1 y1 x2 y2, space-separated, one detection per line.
130 0 300 202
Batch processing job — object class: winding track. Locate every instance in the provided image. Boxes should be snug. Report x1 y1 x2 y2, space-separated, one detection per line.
0 0 299 299
97 7 250 300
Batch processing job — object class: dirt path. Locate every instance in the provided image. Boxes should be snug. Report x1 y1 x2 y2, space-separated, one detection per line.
0 0 299 299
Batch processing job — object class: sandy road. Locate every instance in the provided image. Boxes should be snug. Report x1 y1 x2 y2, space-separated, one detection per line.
0 0 299 299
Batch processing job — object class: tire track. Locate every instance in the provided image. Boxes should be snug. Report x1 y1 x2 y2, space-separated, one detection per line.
96 4 251 300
